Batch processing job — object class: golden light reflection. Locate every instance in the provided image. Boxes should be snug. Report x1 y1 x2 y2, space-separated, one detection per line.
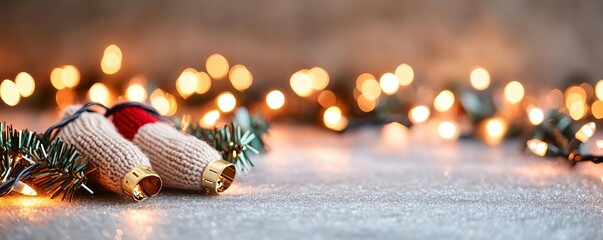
527 106 544 125
381 122 409 147
101 44 123 75
62 65 80 88
470 67 490 91
317 90 336 108
504 81 525 104
56 89 75 109
229 64 253 92
438 121 460 140
379 73 399 95
433 90 455 112
88 83 111 105
176 68 199 99
323 106 348 131
309 67 329 91
361 78 381 100
217 91 236 112
527 139 548 157
484 118 507 145
395 63 414 86
120 209 162 240
206 53 229 80
1 80 21 106
195 71 212 94
575 122 595 143
15 72 35 98
266 90 285 110
409 105 430 124
592 100 603 119
290 71 313 97
201 110 221 128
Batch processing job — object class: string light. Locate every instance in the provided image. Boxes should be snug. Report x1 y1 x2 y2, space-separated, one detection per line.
150 89 170 116
317 90 336 108
88 83 111 105
62 65 80 88
50 67 66 90
592 100 603 119
125 83 147 102
357 94 377 112
1 80 20 106
409 105 430 124
484 118 507 145
266 90 285 110
433 90 455 112
200 110 221 128
527 139 549 157
290 71 313 97
361 78 381 101
575 122 596 143
206 54 229 80
470 67 490 91
527 106 544 125
14 72 35 97
217 92 236 112
229 64 253 92
12 181 37 196
56 89 75 109
101 44 123 75
309 67 329 91
356 73 375 91
176 68 199 99
596 80 603 101
323 106 348 131
395 64 414 86
438 121 460 140
195 71 212 94
379 73 399 95
504 81 525 104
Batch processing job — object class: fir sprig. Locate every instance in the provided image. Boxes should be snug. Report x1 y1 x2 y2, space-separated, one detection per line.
0 122 92 201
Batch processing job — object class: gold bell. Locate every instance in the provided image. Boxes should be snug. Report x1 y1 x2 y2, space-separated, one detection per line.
121 166 163 201
201 159 236 194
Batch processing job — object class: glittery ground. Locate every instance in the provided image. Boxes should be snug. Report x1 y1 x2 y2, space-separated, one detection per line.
1 125 603 240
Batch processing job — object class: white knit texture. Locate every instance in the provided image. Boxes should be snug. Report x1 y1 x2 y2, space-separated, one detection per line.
133 122 222 190
55 106 152 194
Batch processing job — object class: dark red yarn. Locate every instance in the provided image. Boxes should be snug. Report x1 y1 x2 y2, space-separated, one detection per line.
111 106 158 140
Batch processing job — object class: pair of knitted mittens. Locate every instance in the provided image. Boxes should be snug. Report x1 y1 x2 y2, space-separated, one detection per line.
53 104 235 201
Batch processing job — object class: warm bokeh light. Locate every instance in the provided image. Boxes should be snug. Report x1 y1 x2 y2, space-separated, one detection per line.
395 64 414 86
195 71 212 94
101 44 123 75
527 139 548 157
592 100 603 119
88 83 111 105
575 122 596 143
433 90 455 112
357 94 377 112
1 80 20 106
62 65 80 88
309 67 329 91
201 110 221 128
13 181 37 196
381 122 409 147
150 89 170 116
206 54 230 80
317 90 336 108
15 72 35 97
484 118 507 144
356 73 375 90
596 80 603 101
266 90 285 110
56 89 75 109
568 102 587 120
290 71 314 97
229 64 253 92
527 106 544 125
50 67 65 90
323 106 348 131
470 67 491 91
125 83 147 102
361 78 381 100
438 121 460 140
176 68 199 98
379 73 399 95
409 105 430 124
504 81 525 104
217 92 236 112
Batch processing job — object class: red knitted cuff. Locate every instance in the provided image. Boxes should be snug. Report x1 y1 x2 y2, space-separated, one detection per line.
111 106 158 140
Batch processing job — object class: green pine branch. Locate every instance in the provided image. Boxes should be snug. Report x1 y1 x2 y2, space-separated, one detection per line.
0 122 92 201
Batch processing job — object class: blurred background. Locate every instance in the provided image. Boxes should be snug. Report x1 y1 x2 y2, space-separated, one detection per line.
1 0 603 133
